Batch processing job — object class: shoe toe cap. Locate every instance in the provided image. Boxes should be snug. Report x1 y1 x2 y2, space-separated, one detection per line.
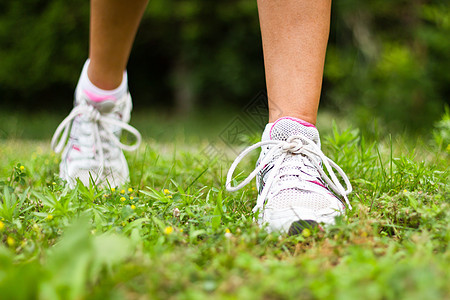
260 204 343 234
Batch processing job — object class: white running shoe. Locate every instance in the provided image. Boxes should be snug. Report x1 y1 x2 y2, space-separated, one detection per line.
51 89 141 187
226 117 352 235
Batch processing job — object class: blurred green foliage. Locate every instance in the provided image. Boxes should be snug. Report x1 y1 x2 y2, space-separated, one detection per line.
326 0 450 132
0 0 448 131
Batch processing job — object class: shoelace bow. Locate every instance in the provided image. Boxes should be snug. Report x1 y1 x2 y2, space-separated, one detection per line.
51 103 141 177
226 135 352 212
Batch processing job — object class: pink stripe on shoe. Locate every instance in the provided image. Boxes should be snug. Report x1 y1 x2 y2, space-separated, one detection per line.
277 117 316 128
269 117 316 139
84 90 117 103
308 180 327 189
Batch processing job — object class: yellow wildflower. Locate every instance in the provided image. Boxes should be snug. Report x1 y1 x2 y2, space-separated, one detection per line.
167 195 173 199
120 197 126 202
130 196 134 200
224 228 232 239
164 226 174 235
302 228 311 238
111 187 116 192
7 236 15 246
120 189 125 194
131 205 136 210
180 229 184 233
46 214 53 221
0 221 4 230
163 189 170 195
128 188 133 192
19 165 25 171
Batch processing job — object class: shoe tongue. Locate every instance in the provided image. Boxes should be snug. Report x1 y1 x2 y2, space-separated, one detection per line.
78 89 118 113
270 117 320 146
87 99 116 113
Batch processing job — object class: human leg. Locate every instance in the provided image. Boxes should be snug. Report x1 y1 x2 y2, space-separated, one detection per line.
226 0 352 234
51 0 146 187
257 0 331 124
89 0 149 90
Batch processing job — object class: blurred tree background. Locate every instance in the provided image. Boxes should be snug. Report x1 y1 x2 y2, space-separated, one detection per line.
0 0 448 132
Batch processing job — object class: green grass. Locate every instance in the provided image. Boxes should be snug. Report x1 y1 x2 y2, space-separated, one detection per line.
0 111 449 299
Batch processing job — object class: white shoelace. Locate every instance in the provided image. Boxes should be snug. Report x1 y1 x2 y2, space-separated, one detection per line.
51 103 141 177
226 135 352 212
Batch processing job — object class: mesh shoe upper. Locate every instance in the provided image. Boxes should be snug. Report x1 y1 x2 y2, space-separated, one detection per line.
51 89 141 187
259 118 331 211
226 117 352 233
